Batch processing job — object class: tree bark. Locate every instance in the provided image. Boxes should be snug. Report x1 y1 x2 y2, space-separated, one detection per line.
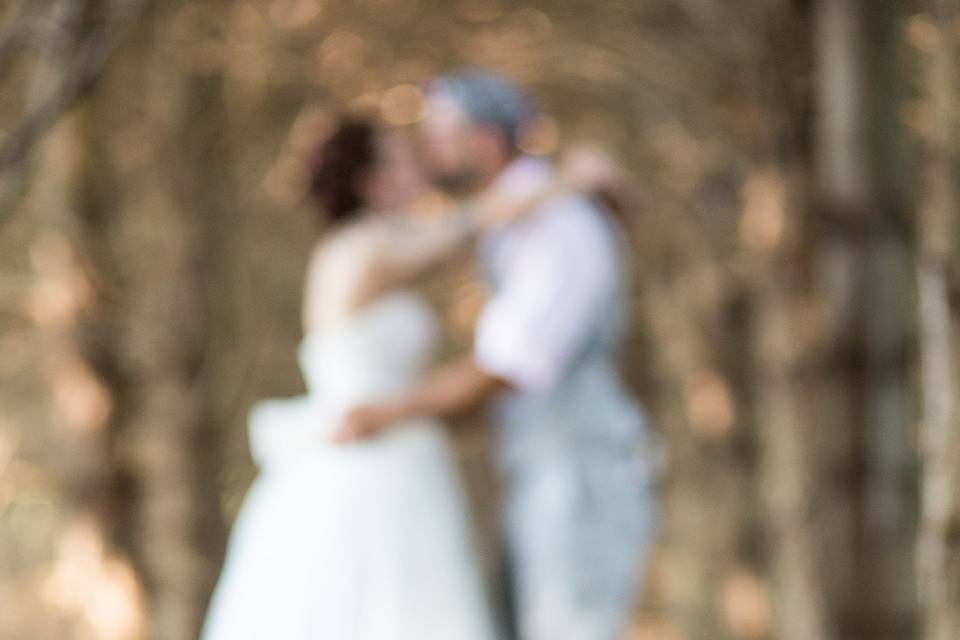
914 3 960 640
107 2 231 637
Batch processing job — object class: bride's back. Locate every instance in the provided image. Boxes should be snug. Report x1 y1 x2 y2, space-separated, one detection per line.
302 222 384 331
297 221 439 403
295 119 448 405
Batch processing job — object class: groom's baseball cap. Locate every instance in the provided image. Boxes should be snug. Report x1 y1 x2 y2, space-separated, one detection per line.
426 69 536 146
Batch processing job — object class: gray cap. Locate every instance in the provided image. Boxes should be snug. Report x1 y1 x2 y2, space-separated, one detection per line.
427 69 535 145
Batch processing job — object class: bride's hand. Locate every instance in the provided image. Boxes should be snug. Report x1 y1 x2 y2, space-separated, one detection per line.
334 403 403 444
559 144 624 193
472 145 625 230
469 188 524 231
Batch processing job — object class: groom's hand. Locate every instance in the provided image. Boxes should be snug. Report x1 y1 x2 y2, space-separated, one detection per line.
335 359 509 444
334 403 403 444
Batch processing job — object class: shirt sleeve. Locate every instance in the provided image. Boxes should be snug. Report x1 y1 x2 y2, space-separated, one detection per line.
474 198 616 393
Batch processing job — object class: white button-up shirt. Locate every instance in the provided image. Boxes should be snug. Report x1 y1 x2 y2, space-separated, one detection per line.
474 156 619 394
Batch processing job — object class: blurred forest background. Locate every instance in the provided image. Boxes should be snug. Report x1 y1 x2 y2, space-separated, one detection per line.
0 0 958 639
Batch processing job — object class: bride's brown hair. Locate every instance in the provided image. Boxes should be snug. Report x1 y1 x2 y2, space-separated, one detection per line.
307 118 376 223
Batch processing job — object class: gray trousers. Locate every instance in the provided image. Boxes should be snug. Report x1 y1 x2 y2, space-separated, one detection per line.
495 443 656 640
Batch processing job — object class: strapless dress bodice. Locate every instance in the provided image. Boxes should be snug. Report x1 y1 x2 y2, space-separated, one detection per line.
297 291 438 405
248 291 439 466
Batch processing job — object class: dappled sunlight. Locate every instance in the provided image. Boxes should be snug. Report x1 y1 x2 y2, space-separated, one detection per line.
0 0 956 638
51 357 112 434
41 519 144 640
685 370 735 440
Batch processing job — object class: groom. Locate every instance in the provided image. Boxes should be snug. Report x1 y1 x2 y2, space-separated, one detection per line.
338 70 656 640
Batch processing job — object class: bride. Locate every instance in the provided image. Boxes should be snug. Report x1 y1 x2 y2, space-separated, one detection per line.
201 118 600 639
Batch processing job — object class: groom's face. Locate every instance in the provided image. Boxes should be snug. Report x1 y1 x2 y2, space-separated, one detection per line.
419 94 484 196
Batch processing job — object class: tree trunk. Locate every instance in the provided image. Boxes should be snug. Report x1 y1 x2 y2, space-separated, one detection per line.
914 3 960 640
810 1 913 636
29 2 146 637
110 2 231 637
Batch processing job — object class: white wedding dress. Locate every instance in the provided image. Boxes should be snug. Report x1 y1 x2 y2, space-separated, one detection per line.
201 291 497 640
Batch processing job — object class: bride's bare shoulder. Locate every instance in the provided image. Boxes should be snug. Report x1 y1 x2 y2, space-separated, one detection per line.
301 221 389 328
310 221 383 263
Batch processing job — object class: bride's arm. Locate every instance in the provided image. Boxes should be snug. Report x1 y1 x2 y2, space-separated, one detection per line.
352 147 626 304
385 204 483 279
350 183 568 305
558 145 644 230
347 206 481 309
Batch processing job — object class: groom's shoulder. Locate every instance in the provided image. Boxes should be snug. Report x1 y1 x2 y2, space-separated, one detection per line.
503 155 614 244
533 191 614 245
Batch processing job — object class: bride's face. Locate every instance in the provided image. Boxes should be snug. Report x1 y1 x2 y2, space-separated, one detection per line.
361 129 426 213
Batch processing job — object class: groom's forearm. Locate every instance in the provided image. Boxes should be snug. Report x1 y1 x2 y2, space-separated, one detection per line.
391 357 512 421
336 357 512 443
